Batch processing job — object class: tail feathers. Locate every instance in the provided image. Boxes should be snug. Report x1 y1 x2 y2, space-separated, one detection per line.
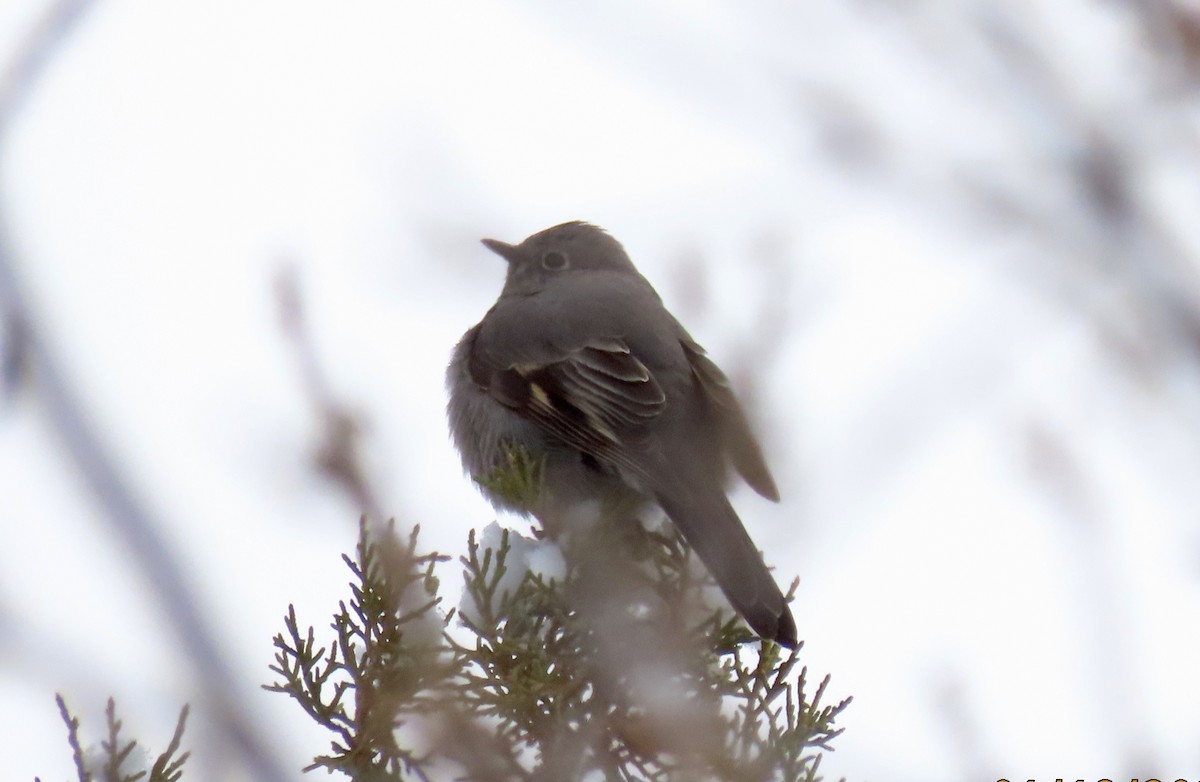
655 490 797 648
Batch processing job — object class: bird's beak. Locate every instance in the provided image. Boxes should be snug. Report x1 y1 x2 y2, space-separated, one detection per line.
481 238 520 263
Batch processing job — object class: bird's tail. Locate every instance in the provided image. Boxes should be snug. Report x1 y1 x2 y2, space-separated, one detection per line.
654 489 797 647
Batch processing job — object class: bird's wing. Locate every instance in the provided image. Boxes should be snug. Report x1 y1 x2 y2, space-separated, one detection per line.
680 337 780 502
469 334 666 477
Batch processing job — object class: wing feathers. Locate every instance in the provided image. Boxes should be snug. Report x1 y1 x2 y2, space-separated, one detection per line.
681 339 780 502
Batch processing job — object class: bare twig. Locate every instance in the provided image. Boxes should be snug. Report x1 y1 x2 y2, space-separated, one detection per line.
54 693 90 782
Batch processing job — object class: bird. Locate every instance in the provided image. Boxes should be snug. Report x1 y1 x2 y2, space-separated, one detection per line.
446 221 796 647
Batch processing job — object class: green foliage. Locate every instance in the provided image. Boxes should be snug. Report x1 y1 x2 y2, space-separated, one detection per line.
473 441 545 511
45 695 189 782
45 506 847 781
264 520 454 779
266 514 850 781
453 522 849 781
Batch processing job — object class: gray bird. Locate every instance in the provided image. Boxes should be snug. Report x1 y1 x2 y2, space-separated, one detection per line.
447 221 796 647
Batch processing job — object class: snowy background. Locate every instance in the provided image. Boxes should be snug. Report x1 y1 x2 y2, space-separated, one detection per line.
3 1 1200 780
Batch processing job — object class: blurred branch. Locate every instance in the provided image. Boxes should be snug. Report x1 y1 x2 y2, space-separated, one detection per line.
963 4 1200 372
933 673 993 782
817 3 1200 384
274 264 437 687
1021 422 1158 775
0 0 92 123
1126 0 1200 88
274 264 385 524
0 2 291 781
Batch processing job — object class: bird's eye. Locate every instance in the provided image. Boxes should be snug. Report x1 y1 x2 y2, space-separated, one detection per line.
541 251 569 271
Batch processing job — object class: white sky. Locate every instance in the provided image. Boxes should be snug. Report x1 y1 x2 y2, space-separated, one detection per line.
3 1 1200 780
